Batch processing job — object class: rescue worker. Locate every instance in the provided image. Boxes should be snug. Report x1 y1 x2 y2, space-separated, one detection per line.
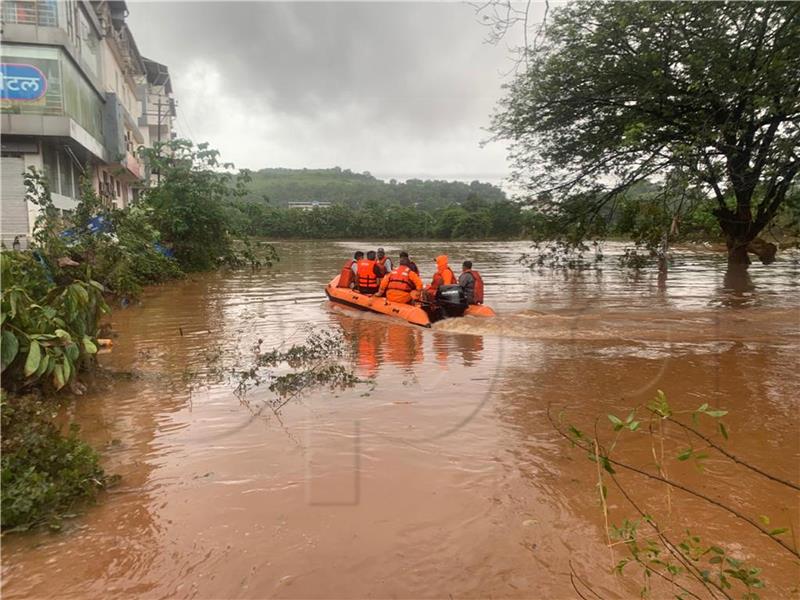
429 255 456 293
338 251 363 288
458 260 485 305
399 251 419 274
356 250 382 295
375 257 423 304
376 247 393 278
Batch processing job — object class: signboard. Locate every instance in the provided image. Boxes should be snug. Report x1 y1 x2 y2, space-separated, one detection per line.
0 63 47 101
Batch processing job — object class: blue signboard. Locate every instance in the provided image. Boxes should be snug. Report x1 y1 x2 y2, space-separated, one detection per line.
0 63 47 101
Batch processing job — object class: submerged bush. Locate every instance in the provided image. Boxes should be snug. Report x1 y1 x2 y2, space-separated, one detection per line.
1 393 107 530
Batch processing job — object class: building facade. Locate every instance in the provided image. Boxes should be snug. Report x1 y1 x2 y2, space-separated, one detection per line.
1 0 176 248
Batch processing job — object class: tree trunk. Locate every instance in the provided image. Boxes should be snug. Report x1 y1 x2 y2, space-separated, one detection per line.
726 238 751 266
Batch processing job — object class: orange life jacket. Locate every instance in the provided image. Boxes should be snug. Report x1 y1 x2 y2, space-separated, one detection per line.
339 259 355 288
463 269 484 304
357 259 378 290
386 265 414 293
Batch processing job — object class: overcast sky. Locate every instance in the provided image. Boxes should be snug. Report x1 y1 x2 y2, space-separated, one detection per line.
126 1 531 186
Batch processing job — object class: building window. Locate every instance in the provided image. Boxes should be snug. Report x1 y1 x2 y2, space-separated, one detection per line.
1 0 58 27
42 143 81 200
42 144 58 191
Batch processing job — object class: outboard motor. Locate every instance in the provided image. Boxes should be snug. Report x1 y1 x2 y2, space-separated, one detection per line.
435 284 468 318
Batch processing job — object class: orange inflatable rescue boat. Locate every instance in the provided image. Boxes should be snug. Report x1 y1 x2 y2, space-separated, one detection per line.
325 275 495 327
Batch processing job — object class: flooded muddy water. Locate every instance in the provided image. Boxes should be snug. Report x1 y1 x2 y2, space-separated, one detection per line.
3 241 799 598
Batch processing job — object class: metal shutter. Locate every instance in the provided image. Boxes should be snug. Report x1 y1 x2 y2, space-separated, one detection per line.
1 157 30 249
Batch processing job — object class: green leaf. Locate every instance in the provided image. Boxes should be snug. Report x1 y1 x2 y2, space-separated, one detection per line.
65 342 79 362
62 356 72 383
698 403 709 412
601 456 616 474
718 422 728 440
568 425 584 440
82 336 97 355
34 353 50 378
709 545 725 554
608 414 623 430
705 410 728 418
72 284 89 304
758 515 770 526
677 448 693 461
2 330 19 371
709 556 723 564
53 363 65 390
24 340 42 377
628 420 640 431
769 528 788 536
54 329 72 341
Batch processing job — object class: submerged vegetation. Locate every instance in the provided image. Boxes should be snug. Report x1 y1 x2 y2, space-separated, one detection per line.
235 329 364 414
1 392 109 531
553 391 799 599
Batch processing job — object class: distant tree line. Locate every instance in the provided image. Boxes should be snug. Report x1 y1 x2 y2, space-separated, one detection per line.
226 194 535 240
241 167 508 209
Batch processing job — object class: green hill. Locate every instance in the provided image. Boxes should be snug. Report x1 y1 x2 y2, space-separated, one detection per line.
242 167 507 208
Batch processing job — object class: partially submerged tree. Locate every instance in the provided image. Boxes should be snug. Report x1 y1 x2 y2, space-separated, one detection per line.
491 1 800 267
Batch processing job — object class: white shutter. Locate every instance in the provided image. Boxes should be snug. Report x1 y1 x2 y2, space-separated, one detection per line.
1 157 30 249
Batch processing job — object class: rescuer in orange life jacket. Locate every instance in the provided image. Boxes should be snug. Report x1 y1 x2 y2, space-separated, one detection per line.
399 251 418 274
338 250 363 288
458 260 485 305
356 250 382 295
375 256 423 304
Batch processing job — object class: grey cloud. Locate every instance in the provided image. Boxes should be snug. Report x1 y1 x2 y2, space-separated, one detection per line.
127 1 523 180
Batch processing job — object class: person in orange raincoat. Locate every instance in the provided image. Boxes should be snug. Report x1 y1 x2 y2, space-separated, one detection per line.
424 254 456 302
375 257 423 304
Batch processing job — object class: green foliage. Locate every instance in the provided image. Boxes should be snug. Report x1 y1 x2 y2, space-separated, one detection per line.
1 252 106 393
242 167 507 208
1 392 108 530
493 1 800 263
139 140 253 271
22 168 183 299
230 198 528 240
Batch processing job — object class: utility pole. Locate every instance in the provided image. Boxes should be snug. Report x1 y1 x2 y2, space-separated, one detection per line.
143 92 176 186
156 96 162 185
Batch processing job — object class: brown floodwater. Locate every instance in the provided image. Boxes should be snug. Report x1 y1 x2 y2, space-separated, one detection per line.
2 241 799 599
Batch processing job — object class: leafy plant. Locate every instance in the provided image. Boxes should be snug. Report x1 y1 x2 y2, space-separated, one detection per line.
553 391 799 599
1 252 106 393
139 139 253 271
1 392 109 530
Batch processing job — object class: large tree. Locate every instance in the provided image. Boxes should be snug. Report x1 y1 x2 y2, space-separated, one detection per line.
491 1 800 266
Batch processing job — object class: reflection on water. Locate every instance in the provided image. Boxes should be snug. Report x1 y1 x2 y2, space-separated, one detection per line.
2 241 799 599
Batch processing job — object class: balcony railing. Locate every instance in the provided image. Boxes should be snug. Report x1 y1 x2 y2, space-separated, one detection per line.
1 0 58 27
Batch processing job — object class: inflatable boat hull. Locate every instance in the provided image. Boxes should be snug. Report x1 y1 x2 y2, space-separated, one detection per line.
325 276 495 327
